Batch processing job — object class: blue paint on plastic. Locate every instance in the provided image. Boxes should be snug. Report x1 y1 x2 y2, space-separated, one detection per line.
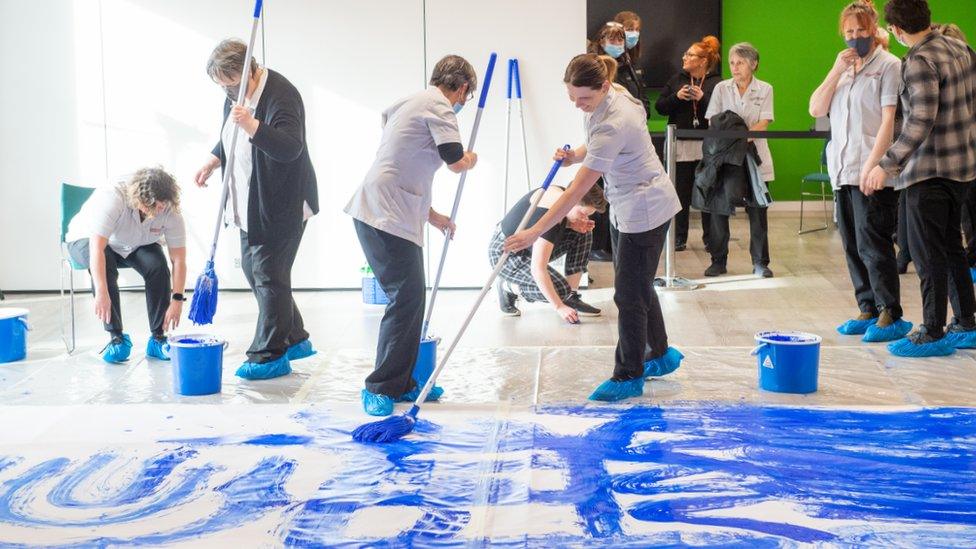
476 53 497 109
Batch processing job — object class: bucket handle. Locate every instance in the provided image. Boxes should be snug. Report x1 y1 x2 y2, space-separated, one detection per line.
749 342 768 356
18 318 30 331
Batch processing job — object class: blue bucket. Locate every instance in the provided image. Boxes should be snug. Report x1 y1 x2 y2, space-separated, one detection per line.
752 331 822 394
0 308 29 364
362 276 390 305
170 335 226 396
411 336 440 389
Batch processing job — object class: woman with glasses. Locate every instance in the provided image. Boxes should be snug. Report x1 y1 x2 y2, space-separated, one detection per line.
345 55 479 417
655 36 722 251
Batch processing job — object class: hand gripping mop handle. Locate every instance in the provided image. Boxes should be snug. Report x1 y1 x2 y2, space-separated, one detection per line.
410 146 570 409
421 52 497 339
206 0 263 262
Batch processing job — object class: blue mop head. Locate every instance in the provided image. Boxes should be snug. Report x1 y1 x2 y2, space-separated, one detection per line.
836 317 877 335
941 329 976 349
352 406 418 443
188 260 218 325
862 319 913 343
886 337 955 358
588 378 645 402
643 347 684 378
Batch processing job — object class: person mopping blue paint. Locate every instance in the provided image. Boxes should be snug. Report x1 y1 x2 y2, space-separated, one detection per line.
345 55 480 417
65 168 187 363
506 53 684 402
192 30 319 379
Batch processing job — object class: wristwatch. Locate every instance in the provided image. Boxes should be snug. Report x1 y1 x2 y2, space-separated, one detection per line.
172 293 187 302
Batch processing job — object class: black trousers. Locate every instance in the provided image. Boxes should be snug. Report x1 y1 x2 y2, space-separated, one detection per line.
706 206 770 267
589 178 612 254
835 186 902 318
354 219 424 397
903 178 976 335
240 228 308 363
896 190 912 265
610 221 670 381
673 161 700 245
960 182 976 267
68 239 170 338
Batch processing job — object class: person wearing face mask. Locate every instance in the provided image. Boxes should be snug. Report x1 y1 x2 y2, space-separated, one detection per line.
861 0 976 357
809 0 908 343
589 21 650 118
345 55 478 416
655 36 722 252
505 54 684 403
65 168 187 364
614 11 648 114
702 42 775 278
490 184 607 322
193 38 319 380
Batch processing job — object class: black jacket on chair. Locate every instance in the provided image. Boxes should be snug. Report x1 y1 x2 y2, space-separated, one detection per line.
692 110 765 216
212 69 319 245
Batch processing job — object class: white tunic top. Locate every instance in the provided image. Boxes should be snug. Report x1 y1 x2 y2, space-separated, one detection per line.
345 87 463 247
705 77 776 181
827 48 902 189
66 181 186 257
583 86 681 234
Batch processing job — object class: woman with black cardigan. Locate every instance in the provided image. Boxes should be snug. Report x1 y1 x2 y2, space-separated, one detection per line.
194 39 319 381
654 36 722 251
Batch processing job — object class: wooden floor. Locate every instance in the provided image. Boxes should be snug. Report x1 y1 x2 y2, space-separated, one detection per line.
2 211 974 407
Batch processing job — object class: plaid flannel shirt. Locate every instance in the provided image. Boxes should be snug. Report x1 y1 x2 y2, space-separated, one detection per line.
879 31 976 188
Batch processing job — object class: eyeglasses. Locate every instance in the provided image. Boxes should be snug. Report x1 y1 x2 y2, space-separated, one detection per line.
683 52 704 59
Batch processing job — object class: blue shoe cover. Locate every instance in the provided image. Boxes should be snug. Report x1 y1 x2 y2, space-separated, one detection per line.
145 337 171 361
837 317 877 335
235 355 292 380
286 339 316 361
362 389 395 416
588 378 644 402
399 385 445 403
971 267 976 283
101 334 132 364
863 319 913 343
886 337 955 358
643 347 684 378
941 329 976 349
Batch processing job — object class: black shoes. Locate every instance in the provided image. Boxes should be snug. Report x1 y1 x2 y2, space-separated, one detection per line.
564 292 601 316
496 280 520 316
674 241 687 252
753 264 774 278
589 249 613 262
704 263 727 277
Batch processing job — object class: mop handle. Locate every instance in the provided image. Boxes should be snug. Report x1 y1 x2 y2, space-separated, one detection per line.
422 52 497 338
206 0 263 261
412 146 570 407
513 59 532 191
507 58 514 99
513 58 522 99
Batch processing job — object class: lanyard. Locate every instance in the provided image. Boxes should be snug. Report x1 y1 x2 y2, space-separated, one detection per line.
690 73 706 128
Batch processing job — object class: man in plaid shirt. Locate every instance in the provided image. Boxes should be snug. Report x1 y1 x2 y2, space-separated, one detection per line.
864 0 976 356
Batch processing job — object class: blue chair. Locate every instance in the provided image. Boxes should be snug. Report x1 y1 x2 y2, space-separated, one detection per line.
798 144 832 235
59 183 95 353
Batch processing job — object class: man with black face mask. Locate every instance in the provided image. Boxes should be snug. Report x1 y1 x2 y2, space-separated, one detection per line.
863 0 976 357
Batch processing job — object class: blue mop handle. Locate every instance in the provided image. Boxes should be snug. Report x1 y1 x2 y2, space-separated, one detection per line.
421 52 497 339
506 59 514 99
513 59 522 99
409 146 570 411
253 0 263 18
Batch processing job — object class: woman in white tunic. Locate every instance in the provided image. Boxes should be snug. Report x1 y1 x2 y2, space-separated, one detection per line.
809 0 909 342
345 55 478 416
703 42 775 278
506 54 683 403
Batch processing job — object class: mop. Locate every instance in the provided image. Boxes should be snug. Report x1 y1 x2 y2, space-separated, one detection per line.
500 58 533 216
353 147 570 444
420 52 498 340
188 0 263 326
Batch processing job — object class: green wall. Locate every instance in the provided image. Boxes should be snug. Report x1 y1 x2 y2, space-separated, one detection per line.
720 0 976 200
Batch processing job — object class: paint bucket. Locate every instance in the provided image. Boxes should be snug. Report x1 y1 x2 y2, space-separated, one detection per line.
0 308 29 364
751 331 822 394
412 336 440 389
170 335 226 396
362 276 390 305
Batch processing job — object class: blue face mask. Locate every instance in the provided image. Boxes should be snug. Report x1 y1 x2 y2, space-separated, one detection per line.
625 31 639 49
604 43 625 59
845 35 874 57
452 102 464 114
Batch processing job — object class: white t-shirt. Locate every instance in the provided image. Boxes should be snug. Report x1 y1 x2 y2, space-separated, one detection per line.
583 86 681 234
344 87 463 247
827 48 902 189
66 181 186 257
706 77 776 181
